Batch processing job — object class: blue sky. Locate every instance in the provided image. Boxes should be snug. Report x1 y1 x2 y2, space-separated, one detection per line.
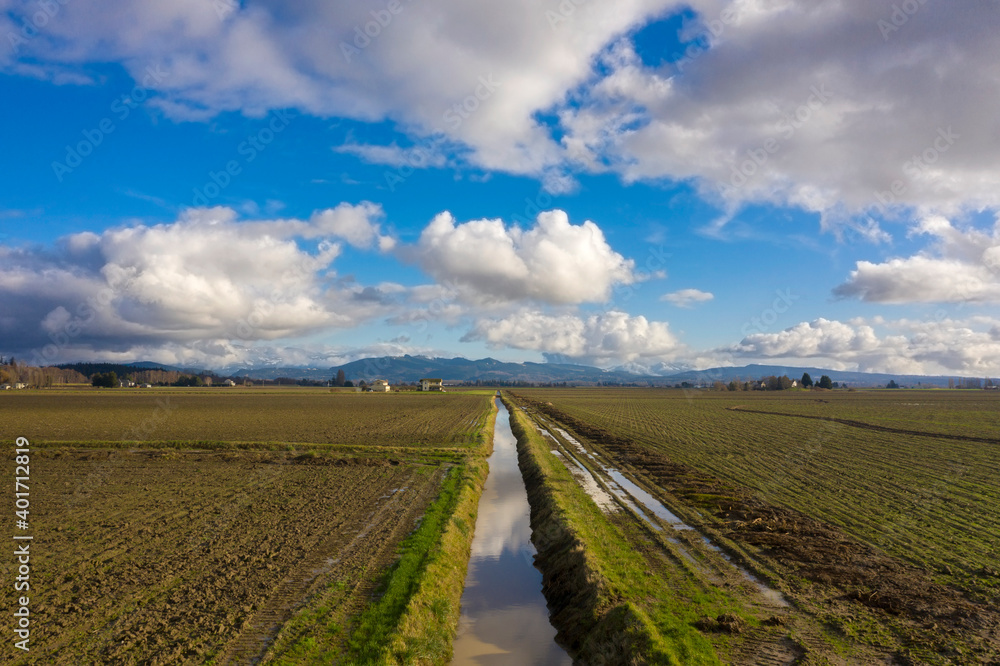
2 1 1000 375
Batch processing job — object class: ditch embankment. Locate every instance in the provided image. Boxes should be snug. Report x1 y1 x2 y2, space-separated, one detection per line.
505 396 718 665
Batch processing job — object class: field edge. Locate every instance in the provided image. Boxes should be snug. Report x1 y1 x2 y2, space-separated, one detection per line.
504 395 720 665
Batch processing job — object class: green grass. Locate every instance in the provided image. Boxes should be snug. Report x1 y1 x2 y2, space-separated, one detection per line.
267 401 497 665
508 403 725 665
344 466 465 663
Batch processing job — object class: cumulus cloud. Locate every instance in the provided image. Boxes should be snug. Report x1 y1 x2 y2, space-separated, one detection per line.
729 316 1000 376
8 2 999 221
558 1 1000 227
410 209 638 305
1 0 671 182
661 288 713 308
0 204 398 365
462 310 683 366
835 215 1000 303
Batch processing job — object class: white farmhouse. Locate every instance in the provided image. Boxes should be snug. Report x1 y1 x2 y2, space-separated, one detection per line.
419 378 443 392
371 379 391 392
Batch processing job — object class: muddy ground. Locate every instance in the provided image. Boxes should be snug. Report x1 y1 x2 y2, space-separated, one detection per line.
0 448 441 665
513 394 1000 665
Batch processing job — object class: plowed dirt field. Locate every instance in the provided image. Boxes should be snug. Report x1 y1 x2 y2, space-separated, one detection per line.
0 448 443 665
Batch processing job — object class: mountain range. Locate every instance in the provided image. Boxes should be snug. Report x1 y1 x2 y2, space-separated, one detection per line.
235 356 968 387
58 356 980 387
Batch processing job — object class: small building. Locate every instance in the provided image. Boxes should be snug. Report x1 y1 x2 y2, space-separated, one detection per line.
119 380 135 388
371 379 391 392
14 382 27 390
419 378 443 392
223 379 237 387
141 383 153 388
1 384 11 390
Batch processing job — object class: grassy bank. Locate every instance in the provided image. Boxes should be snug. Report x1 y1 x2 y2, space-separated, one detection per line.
505 399 722 665
269 399 497 665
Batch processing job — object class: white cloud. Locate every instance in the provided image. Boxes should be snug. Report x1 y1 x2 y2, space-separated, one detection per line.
661 288 714 308
410 209 638 305
462 309 684 366
0 205 400 364
729 316 1000 376
835 215 1000 303
1 0 673 180
558 2 1000 228
334 142 448 170
9 2 999 223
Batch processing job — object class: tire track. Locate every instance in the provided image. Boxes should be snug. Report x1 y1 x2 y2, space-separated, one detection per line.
220 467 442 665
727 405 1000 445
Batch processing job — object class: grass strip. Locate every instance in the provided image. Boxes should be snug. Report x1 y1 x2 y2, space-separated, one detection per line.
372 403 496 664
349 402 497 664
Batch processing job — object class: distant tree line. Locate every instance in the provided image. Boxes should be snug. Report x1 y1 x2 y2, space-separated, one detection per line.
709 372 837 391
0 357 88 387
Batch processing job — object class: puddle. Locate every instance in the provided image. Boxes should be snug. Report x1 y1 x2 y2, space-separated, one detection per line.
541 423 691 531
551 446 618 513
665 537 703 569
451 399 572 665
701 538 789 607
535 416 788 609
605 470 692 530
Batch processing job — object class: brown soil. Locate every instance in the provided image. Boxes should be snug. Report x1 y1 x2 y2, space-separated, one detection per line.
514 394 1000 664
0 448 441 665
727 405 1000 445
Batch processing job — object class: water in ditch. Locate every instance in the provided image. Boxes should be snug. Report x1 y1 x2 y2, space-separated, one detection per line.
451 399 572 665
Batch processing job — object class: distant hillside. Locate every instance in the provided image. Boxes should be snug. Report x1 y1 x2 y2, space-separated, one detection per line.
660 364 961 388
326 355 629 384
57 362 201 377
57 356 982 387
